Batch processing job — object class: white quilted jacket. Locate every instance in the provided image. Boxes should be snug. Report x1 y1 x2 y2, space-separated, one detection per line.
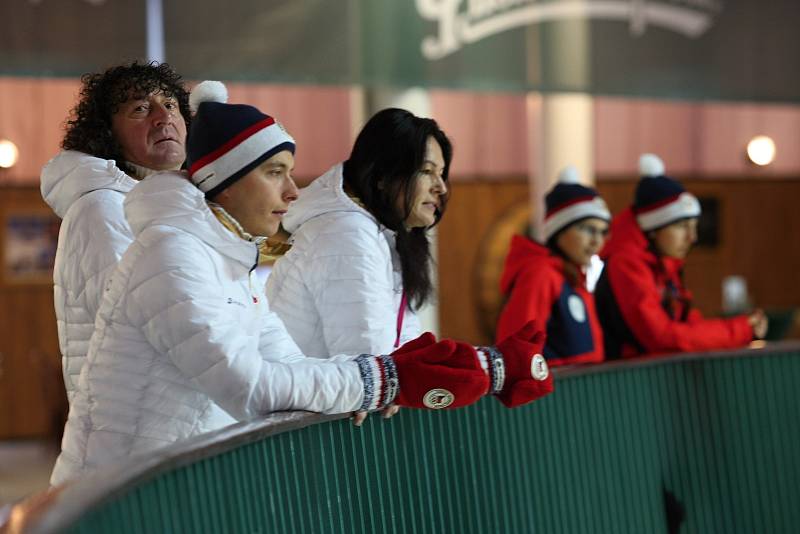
41 151 137 404
266 163 421 358
51 173 365 484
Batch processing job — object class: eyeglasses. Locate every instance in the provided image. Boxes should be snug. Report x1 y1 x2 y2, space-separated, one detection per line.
575 222 609 239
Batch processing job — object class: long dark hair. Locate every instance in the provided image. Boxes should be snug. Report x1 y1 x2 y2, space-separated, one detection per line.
342 108 453 310
62 60 191 176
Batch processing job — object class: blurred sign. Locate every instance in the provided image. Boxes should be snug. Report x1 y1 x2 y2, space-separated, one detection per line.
2 0 799 102
416 0 722 60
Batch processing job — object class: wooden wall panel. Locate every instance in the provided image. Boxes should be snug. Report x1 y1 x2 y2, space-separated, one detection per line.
436 181 530 344
437 178 800 346
0 187 65 440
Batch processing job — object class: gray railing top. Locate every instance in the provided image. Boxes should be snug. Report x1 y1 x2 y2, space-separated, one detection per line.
4 339 799 534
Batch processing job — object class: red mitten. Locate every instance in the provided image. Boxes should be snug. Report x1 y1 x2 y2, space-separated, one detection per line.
355 333 489 411
392 331 438 355
484 321 553 408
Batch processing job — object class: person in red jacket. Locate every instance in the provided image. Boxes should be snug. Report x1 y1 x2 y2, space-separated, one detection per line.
496 166 611 366
595 153 768 358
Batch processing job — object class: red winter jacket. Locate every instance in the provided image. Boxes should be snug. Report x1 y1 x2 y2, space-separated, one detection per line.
496 235 605 366
595 208 753 358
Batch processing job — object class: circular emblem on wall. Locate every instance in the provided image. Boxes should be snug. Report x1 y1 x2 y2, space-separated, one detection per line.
423 388 455 409
530 354 549 381
567 294 587 323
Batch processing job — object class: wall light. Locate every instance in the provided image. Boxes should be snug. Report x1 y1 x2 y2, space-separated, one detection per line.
746 135 776 166
0 139 19 169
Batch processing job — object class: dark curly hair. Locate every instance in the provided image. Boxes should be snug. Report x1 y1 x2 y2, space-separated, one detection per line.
61 61 191 176
343 108 453 310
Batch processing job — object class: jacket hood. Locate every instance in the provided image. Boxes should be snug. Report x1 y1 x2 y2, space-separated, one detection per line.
41 151 137 218
283 163 377 233
600 207 649 260
124 172 258 269
499 235 561 295
600 207 685 274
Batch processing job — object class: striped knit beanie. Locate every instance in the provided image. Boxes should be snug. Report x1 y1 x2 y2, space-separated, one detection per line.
543 166 610 242
186 81 295 198
634 154 700 231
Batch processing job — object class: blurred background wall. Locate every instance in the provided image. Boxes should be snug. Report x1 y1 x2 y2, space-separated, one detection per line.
1 0 799 440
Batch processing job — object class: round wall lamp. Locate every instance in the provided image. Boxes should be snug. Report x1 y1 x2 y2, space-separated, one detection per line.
746 135 776 166
0 139 19 169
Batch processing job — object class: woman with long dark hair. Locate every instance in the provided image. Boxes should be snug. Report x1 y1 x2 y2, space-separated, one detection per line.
268 107 554 421
267 108 452 357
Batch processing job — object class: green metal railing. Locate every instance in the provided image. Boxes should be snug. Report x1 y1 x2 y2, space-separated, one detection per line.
12 342 800 534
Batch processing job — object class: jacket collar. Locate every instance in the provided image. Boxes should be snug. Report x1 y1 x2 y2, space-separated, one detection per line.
500 234 587 294
283 162 383 233
124 172 259 269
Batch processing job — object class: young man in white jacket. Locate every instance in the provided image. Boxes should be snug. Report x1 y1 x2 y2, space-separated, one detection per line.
41 62 190 403
51 82 552 484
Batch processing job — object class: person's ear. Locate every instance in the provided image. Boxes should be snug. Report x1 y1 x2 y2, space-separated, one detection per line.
210 188 233 207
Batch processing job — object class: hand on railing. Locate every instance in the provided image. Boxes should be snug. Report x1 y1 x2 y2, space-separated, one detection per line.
355 333 490 413
351 404 399 427
479 321 554 408
748 308 769 340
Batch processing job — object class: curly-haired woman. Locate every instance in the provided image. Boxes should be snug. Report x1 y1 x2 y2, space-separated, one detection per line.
40 61 190 403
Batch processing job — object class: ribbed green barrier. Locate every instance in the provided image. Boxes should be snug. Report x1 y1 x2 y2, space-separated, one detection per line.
65 349 800 534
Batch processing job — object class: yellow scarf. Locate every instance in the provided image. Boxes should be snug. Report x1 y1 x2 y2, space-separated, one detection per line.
208 203 291 265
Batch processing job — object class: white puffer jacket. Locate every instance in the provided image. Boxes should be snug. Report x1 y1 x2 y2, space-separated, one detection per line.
51 173 365 484
41 151 137 403
266 164 421 358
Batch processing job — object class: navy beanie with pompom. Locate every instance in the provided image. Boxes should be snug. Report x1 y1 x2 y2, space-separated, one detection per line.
633 154 700 231
543 166 610 242
186 80 295 198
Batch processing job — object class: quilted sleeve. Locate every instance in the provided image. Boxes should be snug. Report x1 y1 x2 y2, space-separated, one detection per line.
54 191 133 396
129 233 364 420
304 225 400 356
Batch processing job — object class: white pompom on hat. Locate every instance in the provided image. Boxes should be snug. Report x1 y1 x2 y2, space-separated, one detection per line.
189 80 228 113
638 153 665 177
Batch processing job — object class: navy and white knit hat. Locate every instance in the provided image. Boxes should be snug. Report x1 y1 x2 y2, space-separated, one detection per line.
543 166 610 242
186 81 295 198
634 154 701 232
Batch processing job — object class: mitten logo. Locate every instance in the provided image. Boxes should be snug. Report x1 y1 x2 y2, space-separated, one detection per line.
423 388 454 409
531 354 549 381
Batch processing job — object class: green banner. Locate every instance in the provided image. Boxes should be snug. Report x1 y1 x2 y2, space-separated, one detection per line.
354 0 800 101
2 0 799 103
0 0 145 77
